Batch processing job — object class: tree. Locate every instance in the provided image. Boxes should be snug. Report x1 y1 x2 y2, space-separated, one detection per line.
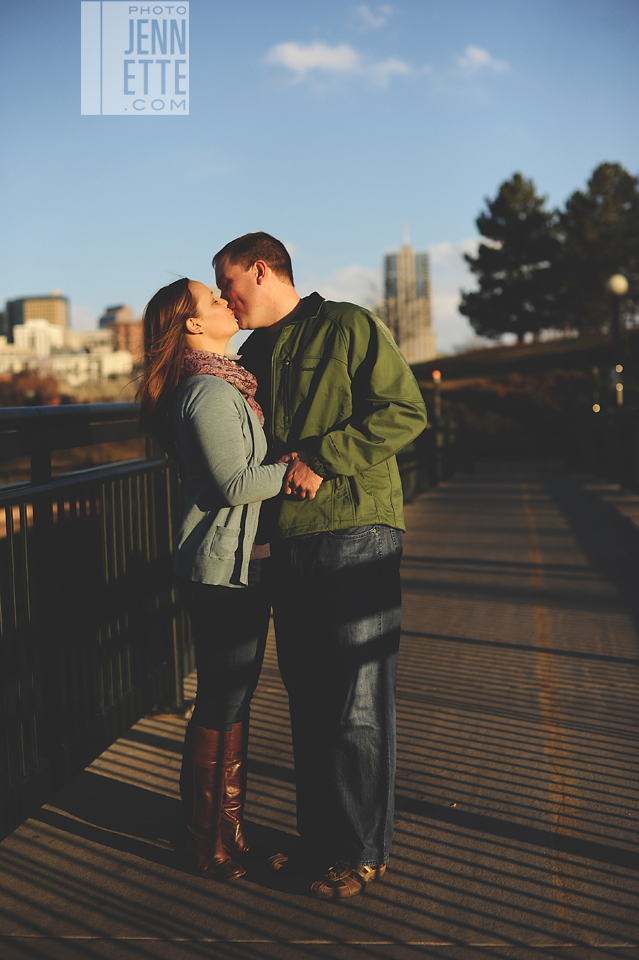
557 162 639 335
0 370 61 406
460 173 560 343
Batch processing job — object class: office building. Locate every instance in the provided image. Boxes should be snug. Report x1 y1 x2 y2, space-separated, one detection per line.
5 293 69 341
383 239 436 364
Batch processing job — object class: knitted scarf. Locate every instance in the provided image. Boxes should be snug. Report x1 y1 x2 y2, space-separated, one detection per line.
181 348 264 426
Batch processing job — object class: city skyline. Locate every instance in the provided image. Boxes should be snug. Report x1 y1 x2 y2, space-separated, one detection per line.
1 0 637 354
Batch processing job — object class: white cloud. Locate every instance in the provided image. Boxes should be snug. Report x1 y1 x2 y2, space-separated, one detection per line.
265 40 414 88
370 56 412 86
427 238 481 269
427 238 479 353
353 4 394 30
298 265 382 308
266 42 361 78
457 45 509 75
265 40 509 94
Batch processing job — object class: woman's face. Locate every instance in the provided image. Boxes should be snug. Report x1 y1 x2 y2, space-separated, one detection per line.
188 281 239 343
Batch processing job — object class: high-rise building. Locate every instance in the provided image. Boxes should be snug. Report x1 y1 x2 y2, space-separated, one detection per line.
383 238 436 365
5 293 69 342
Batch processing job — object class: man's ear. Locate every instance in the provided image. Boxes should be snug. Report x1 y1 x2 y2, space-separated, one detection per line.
254 259 268 285
185 317 201 335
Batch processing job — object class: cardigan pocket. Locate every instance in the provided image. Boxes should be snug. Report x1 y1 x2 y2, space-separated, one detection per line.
206 526 240 560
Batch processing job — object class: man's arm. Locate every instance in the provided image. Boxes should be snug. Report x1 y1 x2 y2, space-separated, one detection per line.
305 310 427 480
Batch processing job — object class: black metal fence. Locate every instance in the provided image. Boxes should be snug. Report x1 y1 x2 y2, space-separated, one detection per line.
0 404 194 838
0 401 464 838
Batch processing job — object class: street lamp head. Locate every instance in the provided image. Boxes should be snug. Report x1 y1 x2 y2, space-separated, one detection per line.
608 274 629 297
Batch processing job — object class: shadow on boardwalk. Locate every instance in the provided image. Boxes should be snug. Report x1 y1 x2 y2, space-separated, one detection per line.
0 469 638 960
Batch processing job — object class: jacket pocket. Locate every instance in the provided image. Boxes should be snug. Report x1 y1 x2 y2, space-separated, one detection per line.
207 527 240 560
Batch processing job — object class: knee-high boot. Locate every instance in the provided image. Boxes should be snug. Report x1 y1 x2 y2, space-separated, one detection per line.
179 723 245 880
220 721 250 856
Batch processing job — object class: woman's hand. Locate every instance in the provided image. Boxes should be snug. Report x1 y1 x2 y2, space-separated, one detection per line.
278 451 323 500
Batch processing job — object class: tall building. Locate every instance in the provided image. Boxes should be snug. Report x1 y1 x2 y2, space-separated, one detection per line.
383 238 435 364
99 304 144 363
5 293 69 342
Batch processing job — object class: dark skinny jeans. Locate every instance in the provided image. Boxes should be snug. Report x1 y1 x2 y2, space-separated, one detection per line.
183 560 271 732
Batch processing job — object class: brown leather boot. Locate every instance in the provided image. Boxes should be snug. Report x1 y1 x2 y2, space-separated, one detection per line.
220 721 251 856
179 724 245 880
221 721 282 866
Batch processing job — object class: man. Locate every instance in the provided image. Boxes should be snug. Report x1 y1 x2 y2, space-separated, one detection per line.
214 232 427 898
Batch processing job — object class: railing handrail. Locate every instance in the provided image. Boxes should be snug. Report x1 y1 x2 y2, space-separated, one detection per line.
0 402 154 485
0 401 139 427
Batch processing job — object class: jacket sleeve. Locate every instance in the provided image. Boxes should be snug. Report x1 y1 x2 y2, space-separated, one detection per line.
306 311 427 479
184 378 288 506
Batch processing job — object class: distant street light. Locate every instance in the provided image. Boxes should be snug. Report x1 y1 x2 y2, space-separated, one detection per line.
608 274 629 297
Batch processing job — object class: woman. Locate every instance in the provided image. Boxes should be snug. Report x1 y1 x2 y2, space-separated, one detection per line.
137 278 288 881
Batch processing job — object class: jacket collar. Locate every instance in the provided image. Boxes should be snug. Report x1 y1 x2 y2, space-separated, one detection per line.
239 292 325 361
294 291 324 323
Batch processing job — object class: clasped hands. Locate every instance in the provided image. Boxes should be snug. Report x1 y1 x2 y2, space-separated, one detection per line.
278 450 323 500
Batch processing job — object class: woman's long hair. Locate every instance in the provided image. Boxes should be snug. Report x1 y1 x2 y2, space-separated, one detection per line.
136 277 198 454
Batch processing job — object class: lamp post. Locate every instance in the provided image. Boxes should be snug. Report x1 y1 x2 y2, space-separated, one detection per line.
608 274 628 407
432 369 441 420
431 369 442 483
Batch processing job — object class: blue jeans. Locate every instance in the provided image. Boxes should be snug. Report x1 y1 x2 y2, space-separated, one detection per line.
183 561 271 732
269 525 403 867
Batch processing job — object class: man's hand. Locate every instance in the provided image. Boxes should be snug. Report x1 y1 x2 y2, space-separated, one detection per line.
278 451 323 500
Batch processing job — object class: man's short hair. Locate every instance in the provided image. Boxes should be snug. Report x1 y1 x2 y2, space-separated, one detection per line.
213 232 294 285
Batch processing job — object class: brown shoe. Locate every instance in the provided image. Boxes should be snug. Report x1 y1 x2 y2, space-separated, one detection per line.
310 862 387 899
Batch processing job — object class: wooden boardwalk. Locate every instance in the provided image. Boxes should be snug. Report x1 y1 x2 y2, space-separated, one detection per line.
1 468 638 959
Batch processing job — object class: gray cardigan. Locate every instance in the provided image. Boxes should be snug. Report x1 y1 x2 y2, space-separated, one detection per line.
172 374 287 587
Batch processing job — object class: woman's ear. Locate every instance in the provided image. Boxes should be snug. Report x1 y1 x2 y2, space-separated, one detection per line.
185 317 201 335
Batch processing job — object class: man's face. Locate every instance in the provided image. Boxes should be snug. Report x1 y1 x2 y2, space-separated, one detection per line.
215 257 259 330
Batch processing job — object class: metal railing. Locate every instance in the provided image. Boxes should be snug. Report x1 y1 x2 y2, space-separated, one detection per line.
0 400 464 838
0 404 193 838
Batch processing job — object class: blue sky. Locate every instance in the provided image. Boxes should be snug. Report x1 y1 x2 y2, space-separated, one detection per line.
1 0 638 353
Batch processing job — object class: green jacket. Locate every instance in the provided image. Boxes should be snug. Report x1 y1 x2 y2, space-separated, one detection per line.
239 293 427 538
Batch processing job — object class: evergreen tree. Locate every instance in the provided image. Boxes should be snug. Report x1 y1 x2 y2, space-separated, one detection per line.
460 173 560 342
557 162 639 334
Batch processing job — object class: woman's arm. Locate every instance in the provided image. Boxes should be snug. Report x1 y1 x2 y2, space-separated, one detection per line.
182 377 287 507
